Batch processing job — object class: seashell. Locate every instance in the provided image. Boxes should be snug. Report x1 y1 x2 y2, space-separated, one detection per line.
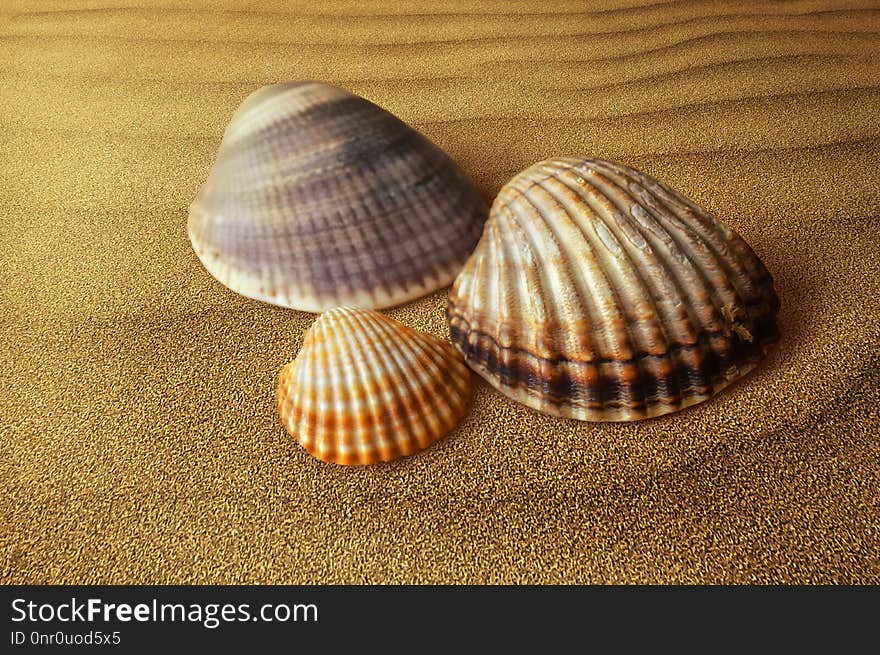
447 157 780 422
189 81 488 312
277 307 472 465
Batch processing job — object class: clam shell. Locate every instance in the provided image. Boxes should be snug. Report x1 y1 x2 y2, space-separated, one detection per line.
447 157 780 422
189 81 488 312
277 307 472 465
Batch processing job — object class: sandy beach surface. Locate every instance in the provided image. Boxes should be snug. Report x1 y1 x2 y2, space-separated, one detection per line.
2 0 879 584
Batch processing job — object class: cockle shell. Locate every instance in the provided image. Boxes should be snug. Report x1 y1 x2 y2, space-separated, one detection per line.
189 81 488 312
277 307 472 465
447 157 780 422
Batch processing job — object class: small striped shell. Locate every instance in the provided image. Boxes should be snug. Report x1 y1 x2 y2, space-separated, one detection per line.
189 81 487 312
447 157 780 422
277 307 472 465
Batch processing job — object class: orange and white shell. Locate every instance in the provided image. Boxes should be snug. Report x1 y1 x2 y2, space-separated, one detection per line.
277 307 472 465
447 157 780 422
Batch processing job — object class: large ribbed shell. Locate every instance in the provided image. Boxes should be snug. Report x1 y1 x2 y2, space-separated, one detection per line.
447 157 780 422
277 307 472 465
189 81 487 312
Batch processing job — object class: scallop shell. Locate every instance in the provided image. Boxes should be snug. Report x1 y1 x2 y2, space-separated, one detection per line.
189 81 488 312
447 157 780 422
277 307 472 465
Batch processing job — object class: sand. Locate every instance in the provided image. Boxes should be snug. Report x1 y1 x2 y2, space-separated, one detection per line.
1 0 879 584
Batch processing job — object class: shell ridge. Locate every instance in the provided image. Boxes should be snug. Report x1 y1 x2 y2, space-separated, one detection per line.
509 187 575 356
405 333 461 433
472 215 527 396
614 167 771 364
418 336 472 440
636 171 763 309
345 310 403 461
305 205 383 300
610 166 745 323
592 173 714 338
449 313 750 374
458 199 596 408
323 164 363 302
360 309 447 455
349 135 469 297
542 171 675 410
723 230 775 295
414 153 487 283
223 85 351 154
607 158 777 391
531 176 647 411
338 308 391 463
322 312 354 462
432 337 471 396
416 334 471 430
514 181 620 361
496 199 555 358
301 314 327 459
335 115 414 170
335 204 383 297
363 311 437 453
435 341 472 397
552 168 675 355
363 128 479 288
584 169 724 397
508 185 611 411
338 164 393 299
448 248 475 313
228 92 381 160
324 311 352 459
452 217 508 388
376 317 450 447
461 218 490 356
511 157 578 191
583 169 721 331
435 176 488 271
379 136 449 287
485 216 504 347
251 116 393 189
552 166 695 405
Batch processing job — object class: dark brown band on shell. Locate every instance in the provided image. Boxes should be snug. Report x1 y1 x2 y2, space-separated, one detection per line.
448 304 779 419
